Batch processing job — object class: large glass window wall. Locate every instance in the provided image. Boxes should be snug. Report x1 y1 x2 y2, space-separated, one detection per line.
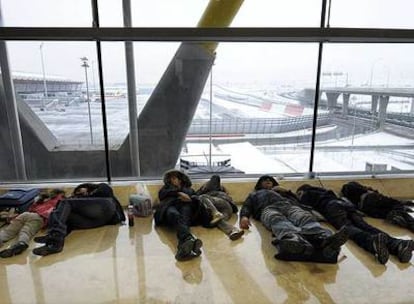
313 44 414 174
1 0 414 183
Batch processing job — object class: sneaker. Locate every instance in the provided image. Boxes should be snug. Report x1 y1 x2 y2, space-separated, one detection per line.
321 226 349 257
396 240 414 263
372 233 389 265
228 228 244 241
32 242 64 256
192 238 203 256
0 241 28 258
210 211 225 225
175 235 202 261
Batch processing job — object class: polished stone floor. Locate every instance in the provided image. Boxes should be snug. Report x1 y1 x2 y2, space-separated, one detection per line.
0 215 413 304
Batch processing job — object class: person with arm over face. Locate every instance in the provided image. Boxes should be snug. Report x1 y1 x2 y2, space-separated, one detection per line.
154 170 204 261
32 183 125 256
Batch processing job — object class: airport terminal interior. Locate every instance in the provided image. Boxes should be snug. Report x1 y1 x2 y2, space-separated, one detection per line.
1 0 414 303
1 178 414 304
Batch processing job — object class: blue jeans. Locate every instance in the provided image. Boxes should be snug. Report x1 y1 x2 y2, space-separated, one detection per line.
260 204 331 242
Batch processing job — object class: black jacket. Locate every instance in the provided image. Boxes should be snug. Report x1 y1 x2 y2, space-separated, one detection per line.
72 183 126 223
154 170 199 225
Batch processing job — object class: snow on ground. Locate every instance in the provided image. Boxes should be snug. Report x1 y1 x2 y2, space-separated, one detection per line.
218 142 294 173
30 84 414 173
321 131 414 146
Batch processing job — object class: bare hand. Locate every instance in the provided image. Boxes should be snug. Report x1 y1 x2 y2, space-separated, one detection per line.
239 216 251 229
178 192 192 202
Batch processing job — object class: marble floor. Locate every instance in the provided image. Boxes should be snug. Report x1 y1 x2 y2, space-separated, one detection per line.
0 215 413 304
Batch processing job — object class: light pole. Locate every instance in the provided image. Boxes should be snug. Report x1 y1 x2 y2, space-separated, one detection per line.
369 58 385 87
81 57 94 144
39 42 48 110
91 60 97 96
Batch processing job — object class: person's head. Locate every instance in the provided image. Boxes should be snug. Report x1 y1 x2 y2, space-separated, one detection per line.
72 183 95 197
163 170 192 188
255 175 279 190
296 184 313 200
170 174 182 188
74 187 88 197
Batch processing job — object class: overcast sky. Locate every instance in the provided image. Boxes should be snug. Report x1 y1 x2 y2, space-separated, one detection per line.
2 0 414 88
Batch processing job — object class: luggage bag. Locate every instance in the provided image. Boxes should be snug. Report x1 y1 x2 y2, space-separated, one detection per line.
0 188 40 213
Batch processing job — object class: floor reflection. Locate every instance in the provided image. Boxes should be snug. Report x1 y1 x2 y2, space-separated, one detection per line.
255 222 340 304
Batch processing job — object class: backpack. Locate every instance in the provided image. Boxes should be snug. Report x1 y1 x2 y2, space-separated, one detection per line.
0 188 41 213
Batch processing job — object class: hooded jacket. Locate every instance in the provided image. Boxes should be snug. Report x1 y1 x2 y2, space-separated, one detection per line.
154 170 197 225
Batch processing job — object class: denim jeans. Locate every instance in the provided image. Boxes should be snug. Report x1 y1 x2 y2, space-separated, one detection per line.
260 204 331 242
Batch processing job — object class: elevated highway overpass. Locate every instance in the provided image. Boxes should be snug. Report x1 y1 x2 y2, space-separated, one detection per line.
301 86 414 130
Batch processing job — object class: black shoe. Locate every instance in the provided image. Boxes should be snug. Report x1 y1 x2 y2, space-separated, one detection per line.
32 242 64 256
34 232 63 244
34 235 50 244
0 242 28 258
396 240 414 263
192 238 203 257
321 226 349 257
175 235 203 261
372 234 389 265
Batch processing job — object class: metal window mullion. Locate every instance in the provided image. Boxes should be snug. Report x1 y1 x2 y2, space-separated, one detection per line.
2 27 414 43
308 0 328 176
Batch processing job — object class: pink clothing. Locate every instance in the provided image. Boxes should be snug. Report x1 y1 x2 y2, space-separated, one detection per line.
28 194 65 227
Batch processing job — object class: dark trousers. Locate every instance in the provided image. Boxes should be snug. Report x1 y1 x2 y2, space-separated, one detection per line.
361 192 405 218
48 198 117 239
164 203 195 242
323 201 400 254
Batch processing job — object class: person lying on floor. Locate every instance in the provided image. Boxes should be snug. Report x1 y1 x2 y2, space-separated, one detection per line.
196 175 244 241
32 183 125 256
0 189 66 258
154 170 207 261
296 184 414 264
341 181 414 232
239 175 348 263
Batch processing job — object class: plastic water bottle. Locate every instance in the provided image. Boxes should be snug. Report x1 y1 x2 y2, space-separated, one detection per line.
128 205 135 227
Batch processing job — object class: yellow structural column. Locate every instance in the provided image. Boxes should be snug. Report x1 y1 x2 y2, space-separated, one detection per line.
197 0 244 54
